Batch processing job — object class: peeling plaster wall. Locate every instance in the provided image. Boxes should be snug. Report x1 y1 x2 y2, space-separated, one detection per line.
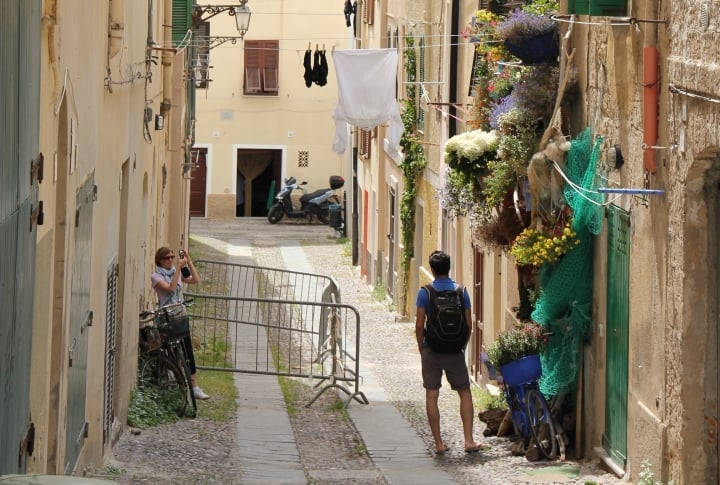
579 0 720 482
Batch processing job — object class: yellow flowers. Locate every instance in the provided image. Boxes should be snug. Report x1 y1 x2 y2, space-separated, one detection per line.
510 221 580 266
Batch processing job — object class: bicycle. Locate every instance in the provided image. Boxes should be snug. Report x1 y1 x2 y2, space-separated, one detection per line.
138 300 197 418
500 355 558 460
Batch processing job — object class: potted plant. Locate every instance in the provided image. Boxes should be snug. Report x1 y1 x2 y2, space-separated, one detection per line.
444 129 499 181
510 219 580 266
496 8 559 65
486 322 549 385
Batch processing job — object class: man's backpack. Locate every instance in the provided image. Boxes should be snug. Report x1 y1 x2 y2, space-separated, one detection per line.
423 284 469 353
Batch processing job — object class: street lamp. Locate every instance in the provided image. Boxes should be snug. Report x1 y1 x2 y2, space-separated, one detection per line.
192 0 252 40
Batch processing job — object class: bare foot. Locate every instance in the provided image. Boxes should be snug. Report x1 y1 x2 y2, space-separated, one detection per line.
435 443 449 455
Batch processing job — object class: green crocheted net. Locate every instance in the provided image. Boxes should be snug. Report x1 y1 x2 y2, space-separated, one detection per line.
532 127 604 397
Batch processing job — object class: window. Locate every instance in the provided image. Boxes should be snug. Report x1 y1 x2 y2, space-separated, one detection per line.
194 22 210 89
244 40 279 95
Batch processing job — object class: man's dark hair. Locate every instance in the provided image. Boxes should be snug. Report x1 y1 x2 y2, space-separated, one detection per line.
429 250 450 276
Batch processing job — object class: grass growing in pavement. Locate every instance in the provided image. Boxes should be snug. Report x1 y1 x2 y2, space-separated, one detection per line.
128 239 237 428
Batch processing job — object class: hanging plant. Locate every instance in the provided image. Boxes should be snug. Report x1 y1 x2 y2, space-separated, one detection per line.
510 219 580 266
444 129 498 180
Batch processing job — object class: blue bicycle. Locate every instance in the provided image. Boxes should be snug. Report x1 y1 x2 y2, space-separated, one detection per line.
501 355 558 459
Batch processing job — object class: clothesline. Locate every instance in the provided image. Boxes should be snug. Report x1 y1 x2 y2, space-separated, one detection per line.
158 35 498 52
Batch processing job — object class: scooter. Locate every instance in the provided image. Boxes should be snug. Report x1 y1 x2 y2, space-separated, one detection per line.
267 175 344 224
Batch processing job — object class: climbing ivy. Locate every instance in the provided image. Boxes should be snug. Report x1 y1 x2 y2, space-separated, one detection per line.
398 36 427 314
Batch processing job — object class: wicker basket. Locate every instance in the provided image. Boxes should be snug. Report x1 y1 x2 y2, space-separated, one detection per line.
155 304 191 342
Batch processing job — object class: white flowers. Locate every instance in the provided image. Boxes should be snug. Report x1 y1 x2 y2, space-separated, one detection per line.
444 129 498 164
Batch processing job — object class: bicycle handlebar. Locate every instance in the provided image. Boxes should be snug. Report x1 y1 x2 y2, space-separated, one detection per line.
139 298 194 319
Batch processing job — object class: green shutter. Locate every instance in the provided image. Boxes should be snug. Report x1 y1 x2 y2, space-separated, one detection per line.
172 0 192 46
569 0 627 16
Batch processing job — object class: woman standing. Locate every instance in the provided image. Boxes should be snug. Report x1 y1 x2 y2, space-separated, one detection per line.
151 246 209 400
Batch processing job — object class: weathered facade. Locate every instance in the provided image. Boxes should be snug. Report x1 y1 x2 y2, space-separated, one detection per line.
358 0 720 483
1 0 193 476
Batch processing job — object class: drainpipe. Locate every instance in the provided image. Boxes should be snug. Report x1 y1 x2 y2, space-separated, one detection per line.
642 2 659 173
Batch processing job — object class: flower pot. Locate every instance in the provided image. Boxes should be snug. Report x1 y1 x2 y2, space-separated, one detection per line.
504 30 558 65
499 354 542 386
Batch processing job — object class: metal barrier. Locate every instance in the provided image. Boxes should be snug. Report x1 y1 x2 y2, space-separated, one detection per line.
184 260 368 407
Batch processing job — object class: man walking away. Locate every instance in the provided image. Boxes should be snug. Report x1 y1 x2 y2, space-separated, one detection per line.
415 250 484 455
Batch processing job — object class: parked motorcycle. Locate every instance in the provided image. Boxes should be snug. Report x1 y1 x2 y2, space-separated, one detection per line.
267 175 344 224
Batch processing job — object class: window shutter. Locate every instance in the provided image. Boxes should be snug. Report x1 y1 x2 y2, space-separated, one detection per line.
359 129 372 159
244 41 261 93
417 37 425 131
172 0 192 46
262 40 279 93
263 68 279 92
363 0 374 25
569 0 627 15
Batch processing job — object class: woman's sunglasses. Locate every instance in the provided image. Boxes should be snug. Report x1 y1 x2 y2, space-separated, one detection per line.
162 255 175 260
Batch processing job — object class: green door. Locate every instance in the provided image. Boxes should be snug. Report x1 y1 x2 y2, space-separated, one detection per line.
603 204 629 468
0 0 42 475
569 0 627 16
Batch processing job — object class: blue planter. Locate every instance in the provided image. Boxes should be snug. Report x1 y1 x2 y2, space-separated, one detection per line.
504 30 559 65
500 354 542 386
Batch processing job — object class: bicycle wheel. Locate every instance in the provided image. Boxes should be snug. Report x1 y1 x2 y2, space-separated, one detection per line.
173 343 197 418
138 354 189 418
525 388 558 459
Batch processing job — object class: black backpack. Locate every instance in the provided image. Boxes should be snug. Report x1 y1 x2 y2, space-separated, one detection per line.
423 284 469 353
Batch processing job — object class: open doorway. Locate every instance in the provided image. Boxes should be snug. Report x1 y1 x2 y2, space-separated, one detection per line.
236 148 281 217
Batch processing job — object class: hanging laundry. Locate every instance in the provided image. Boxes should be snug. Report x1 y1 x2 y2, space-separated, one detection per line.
343 0 354 28
331 48 403 158
313 49 328 87
352 1 358 34
303 49 313 87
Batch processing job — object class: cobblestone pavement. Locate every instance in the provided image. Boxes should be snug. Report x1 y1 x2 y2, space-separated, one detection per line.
110 219 626 484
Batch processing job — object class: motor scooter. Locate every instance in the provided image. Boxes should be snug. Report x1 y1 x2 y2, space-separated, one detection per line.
267 175 344 224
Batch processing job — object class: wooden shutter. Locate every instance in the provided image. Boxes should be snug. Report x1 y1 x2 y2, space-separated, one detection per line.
244 41 262 93
569 0 627 15
262 40 279 93
362 0 374 25
172 0 192 46
359 129 372 159
244 40 279 95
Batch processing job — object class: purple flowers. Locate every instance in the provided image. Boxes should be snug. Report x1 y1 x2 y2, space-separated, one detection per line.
496 10 556 44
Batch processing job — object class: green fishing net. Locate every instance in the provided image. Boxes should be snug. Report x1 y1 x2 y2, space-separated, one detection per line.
532 127 604 397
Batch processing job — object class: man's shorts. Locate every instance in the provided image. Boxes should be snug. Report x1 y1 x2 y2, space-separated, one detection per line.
421 345 470 390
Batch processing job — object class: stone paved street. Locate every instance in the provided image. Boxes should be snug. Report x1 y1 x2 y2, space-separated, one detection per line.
111 218 626 484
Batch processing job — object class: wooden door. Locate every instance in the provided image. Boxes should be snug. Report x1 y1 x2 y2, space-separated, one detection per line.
472 247 484 381
189 148 207 217
603 204 630 470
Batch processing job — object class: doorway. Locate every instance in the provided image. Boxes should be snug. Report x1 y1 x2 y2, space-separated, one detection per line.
189 148 207 217
603 204 630 470
472 247 485 381
237 148 281 217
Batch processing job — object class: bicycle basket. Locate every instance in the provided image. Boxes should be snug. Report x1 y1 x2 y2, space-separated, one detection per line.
499 354 542 387
155 303 191 341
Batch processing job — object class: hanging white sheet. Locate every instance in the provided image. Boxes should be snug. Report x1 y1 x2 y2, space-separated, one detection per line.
331 49 403 158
